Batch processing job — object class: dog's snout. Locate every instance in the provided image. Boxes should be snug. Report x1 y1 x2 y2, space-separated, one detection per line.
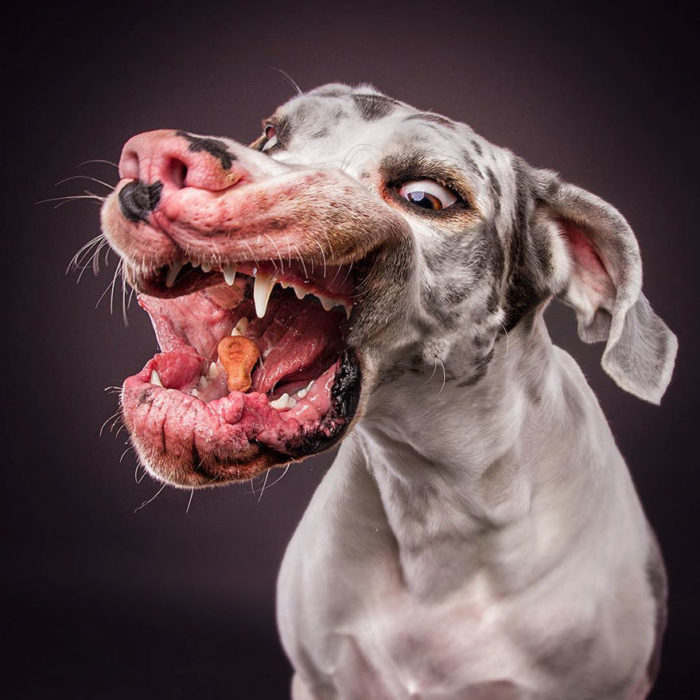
118 180 164 223
117 129 242 196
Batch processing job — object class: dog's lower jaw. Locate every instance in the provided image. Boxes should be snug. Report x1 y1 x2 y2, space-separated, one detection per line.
277 315 659 699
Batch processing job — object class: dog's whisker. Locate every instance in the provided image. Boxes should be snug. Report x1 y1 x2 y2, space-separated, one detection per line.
77 158 119 169
38 194 106 208
259 464 291 495
256 468 271 502
56 174 115 191
134 459 148 483
99 410 123 437
185 488 195 514
134 482 168 512
271 66 303 96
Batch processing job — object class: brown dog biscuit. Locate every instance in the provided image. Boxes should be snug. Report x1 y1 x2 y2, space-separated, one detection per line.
217 336 260 392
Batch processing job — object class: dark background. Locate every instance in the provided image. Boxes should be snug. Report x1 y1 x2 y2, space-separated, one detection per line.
3 1 697 697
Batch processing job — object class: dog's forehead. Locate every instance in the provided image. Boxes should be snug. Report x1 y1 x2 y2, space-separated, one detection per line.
266 84 498 178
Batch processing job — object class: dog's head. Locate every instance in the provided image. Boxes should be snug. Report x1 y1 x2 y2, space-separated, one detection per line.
99 83 676 487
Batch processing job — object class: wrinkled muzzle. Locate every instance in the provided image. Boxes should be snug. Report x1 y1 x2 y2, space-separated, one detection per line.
100 129 412 487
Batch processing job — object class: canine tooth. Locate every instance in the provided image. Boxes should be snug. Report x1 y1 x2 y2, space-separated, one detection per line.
292 283 308 300
230 317 249 336
254 272 276 318
270 393 296 410
208 362 219 379
149 370 164 387
201 261 212 273
317 294 335 312
165 260 184 287
198 375 209 389
190 260 200 269
343 304 351 320
222 264 237 286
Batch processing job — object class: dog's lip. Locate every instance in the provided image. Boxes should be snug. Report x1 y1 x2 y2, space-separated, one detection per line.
121 349 361 486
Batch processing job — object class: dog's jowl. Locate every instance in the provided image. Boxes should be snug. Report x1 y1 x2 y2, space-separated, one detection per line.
96 84 677 699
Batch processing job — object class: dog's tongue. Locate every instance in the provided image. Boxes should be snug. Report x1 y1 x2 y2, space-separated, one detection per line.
138 287 344 396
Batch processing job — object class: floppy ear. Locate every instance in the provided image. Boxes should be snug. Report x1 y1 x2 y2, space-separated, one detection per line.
533 169 677 404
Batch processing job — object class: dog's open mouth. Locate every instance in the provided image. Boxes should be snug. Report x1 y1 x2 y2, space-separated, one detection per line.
121 258 361 486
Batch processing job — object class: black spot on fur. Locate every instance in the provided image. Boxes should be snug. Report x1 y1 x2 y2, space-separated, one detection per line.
311 126 329 139
176 131 235 170
471 139 483 157
138 389 154 405
487 288 500 314
353 94 396 121
461 150 484 179
502 158 550 332
456 348 495 387
486 167 502 216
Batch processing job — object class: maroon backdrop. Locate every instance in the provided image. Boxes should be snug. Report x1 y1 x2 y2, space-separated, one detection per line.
3 1 697 697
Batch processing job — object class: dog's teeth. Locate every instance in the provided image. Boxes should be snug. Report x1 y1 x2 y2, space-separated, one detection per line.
201 261 212 273
198 375 209 389
343 304 351 320
317 294 335 312
292 283 308 300
223 264 237 286
191 388 200 398
296 380 314 399
149 369 164 387
165 260 184 288
190 260 200 269
270 393 296 410
254 273 276 318
230 317 249 336
208 362 219 379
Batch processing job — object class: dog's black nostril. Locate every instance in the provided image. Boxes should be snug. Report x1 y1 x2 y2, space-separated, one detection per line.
118 180 164 223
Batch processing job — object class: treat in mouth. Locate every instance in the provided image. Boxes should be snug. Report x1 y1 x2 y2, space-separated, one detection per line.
121 259 361 487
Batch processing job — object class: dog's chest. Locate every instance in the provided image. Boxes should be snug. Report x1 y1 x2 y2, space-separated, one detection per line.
330 587 528 698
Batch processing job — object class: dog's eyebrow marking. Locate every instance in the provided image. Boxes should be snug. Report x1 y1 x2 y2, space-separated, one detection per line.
405 113 456 129
461 150 485 180
353 94 399 121
486 167 502 215
176 131 236 170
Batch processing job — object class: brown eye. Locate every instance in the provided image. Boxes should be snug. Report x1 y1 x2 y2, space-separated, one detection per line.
398 179 458 211
262 125 278 152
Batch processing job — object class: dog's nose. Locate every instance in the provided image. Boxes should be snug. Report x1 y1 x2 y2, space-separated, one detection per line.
118 180 164 222
118 129 242 200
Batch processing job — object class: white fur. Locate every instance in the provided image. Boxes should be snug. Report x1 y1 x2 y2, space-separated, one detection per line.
278 317 656 699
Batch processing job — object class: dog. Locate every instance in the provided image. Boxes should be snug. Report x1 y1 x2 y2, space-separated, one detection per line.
97 83 677 699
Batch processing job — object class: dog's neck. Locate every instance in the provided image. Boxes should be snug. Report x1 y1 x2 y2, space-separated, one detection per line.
348 313 618 600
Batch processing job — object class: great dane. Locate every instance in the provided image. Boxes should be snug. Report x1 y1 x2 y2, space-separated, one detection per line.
97 83 677 698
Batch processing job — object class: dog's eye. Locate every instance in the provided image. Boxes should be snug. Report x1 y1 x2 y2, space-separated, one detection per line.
398 180 458 211
261 125 278 152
